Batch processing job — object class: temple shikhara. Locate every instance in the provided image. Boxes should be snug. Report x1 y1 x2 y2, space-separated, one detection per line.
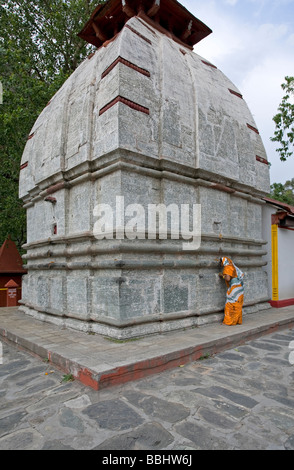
19 0 271 339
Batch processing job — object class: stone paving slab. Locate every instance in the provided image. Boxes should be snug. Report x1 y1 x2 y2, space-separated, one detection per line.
1 327 294 450
1 306 294 390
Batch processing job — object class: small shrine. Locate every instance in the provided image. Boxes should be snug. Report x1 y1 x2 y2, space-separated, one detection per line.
0 238 27 307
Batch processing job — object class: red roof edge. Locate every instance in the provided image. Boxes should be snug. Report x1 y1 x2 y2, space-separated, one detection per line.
0 238 27 274
263 196 294 216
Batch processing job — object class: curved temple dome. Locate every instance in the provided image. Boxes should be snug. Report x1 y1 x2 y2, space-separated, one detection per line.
19 0 270 339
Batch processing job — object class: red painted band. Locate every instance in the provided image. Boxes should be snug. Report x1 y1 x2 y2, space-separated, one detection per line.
270 299 294 308
99 96 150 116
229 88 243 99
20 162 28 170
247 123 259 134
202 60 217 69
101 56 150 79
256 155 269 165
125 24 152 44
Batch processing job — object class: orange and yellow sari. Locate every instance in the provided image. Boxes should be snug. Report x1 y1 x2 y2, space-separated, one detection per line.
221 257 244 326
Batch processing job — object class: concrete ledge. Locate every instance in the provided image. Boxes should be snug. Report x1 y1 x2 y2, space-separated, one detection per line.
1 306 294 390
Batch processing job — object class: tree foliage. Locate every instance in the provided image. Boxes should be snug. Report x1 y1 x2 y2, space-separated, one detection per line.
271 76 294 161
0 0 99 251
270 178 294 206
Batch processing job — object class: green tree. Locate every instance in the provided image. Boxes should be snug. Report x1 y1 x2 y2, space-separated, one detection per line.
0 0 99 251
271 76 294 161
270 178 294 206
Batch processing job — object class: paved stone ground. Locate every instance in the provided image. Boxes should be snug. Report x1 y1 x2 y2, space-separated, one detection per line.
1 328 294 450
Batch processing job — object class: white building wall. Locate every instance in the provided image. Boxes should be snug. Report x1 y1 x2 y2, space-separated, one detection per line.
262 202 294 302
278 228 294 300
262 204 274 298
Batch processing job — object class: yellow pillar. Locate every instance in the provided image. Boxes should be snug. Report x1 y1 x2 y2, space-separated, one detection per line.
271 224 279 301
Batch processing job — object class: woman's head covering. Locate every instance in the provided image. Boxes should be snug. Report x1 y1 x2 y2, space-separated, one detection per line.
223 264 236 278
221 257 244 281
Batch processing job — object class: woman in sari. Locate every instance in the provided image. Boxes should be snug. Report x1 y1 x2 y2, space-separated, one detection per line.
220 257 244 326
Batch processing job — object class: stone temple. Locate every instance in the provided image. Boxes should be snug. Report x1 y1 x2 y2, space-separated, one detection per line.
19 0 271 339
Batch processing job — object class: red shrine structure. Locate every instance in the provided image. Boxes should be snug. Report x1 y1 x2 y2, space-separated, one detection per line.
0 238 27 307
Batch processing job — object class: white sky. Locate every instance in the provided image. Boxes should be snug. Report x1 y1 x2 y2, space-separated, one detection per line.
180 0 294 185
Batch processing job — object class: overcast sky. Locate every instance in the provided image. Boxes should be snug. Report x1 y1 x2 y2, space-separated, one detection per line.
180 0 294 185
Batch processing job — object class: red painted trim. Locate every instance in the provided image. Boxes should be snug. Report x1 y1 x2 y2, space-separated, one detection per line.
247 123 259 134
136 12 195 50
20 162 28 170
272 212 285 225
270 298 294 308
78 368 99 390
46 182 65 195
256 155 269 165
95 345 215 390
202 60 217 69
229 89 243 99
125 24 152 44
278 226 294 231
101 56 150 79
210 183 235 194
263 196 294 215
99 96 150 116
44 196 57 204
